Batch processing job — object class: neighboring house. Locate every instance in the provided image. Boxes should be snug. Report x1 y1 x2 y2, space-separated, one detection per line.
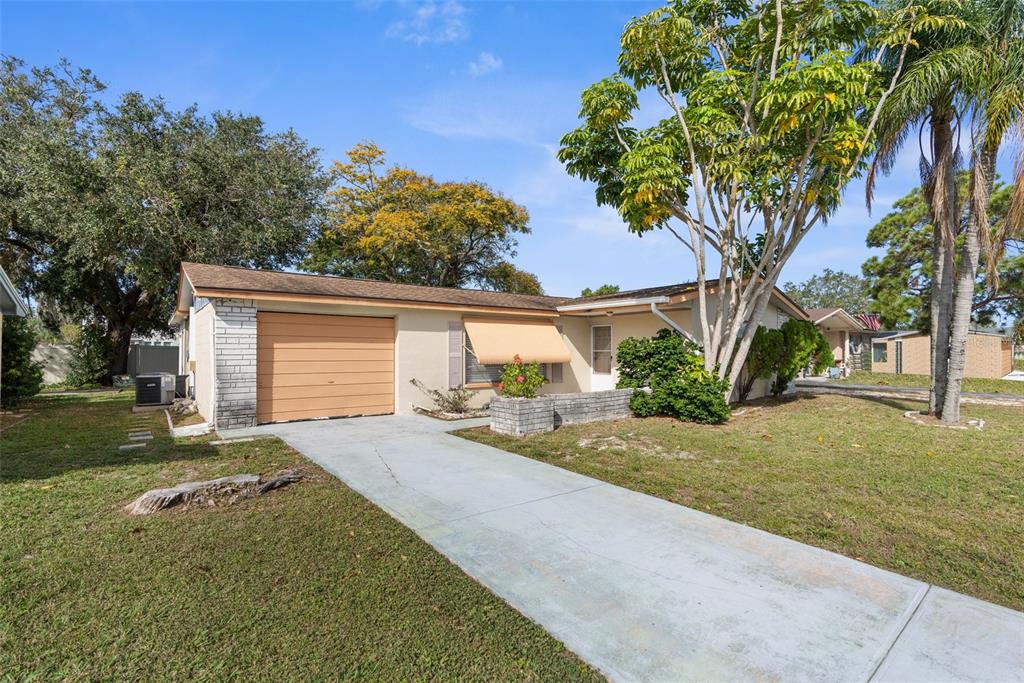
0 265 30 372
806 308 874 372
870 330 1013 379
170 262 807 430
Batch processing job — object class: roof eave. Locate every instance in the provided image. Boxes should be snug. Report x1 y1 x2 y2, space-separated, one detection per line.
189 286 560 317
556 295 671 313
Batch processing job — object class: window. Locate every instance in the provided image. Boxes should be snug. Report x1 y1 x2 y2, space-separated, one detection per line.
464 332 504 385
592 325 612 374
463 328 562 386
872 343 888 363
777 311 790 328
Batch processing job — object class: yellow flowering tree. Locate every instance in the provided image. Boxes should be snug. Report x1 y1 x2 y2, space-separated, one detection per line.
559 0 959 397
305 143 542 293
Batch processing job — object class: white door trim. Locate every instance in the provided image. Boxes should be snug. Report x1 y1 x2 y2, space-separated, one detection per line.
591 323 615 391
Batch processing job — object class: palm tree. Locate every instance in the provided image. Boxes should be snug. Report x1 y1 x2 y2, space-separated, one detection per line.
865 0 983 416
941 0 1024 422
868 0 1023 422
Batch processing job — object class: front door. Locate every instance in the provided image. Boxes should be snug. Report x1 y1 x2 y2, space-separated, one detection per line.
591 324 615 391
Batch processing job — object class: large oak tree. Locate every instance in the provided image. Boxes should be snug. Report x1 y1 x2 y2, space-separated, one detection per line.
0 58 331 377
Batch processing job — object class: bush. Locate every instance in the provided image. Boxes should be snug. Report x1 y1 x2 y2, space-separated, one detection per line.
64 323 111 388
409 378 475 414
739 326 785 401
1 316 43 409
498 355 546 398
770 320 834 396
616 328 730 424
737 321 834 398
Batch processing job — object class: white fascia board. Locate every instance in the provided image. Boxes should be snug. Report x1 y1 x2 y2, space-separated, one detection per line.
556 295 671 312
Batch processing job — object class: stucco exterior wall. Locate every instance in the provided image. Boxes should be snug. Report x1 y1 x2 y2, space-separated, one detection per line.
193 304 215 423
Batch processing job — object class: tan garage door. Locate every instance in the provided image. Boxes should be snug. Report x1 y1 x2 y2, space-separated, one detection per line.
256 312 394 423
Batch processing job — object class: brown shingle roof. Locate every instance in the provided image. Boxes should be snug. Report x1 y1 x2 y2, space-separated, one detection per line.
181 262 567 312
559 281 700 306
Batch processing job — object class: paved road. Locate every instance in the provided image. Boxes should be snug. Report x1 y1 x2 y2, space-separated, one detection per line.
226 415 1024 683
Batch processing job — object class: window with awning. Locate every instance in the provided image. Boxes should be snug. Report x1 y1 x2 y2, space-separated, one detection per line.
462 317 572 365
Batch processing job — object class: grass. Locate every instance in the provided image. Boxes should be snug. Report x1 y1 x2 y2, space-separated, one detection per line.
837 370 1024 395
457 394 1024 612
1 392 601 682
38 383 104 393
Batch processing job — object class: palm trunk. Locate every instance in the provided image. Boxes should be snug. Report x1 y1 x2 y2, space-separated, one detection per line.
927 106 956 415
942 149 996 423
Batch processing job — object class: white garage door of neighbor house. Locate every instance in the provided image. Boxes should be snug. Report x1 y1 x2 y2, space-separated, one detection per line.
256 312 395 423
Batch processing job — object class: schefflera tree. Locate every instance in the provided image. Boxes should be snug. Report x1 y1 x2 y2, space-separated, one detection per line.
559 0 954 397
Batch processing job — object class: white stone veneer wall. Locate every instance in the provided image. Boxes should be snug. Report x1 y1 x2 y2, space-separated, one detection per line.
213 298 257 430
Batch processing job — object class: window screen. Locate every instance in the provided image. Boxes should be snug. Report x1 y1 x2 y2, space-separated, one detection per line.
592 326 612 374
872 343 888 363
464 332 504 385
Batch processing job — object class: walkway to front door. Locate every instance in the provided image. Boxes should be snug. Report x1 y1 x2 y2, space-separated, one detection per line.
225 414 1023 682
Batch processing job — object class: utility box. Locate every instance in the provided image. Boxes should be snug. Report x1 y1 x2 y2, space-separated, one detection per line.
136 373 175 406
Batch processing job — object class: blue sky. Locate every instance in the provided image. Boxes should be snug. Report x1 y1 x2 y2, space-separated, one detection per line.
0 0 974 297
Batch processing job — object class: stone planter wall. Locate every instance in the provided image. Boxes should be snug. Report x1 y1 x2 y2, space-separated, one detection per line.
552 389 633 427
490 396 554 437
490 388 634 437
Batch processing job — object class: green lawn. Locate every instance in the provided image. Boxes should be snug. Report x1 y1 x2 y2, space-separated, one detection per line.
838 370 1024 395
457 394 1024 612
1 393 600 682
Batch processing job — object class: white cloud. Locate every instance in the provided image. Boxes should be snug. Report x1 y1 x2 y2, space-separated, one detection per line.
386 1 469 45
468 51 503 77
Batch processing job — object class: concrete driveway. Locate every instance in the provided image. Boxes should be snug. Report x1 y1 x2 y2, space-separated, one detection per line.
226 414 1024 683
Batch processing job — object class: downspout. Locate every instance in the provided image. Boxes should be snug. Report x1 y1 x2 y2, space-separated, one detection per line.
650 302 699 345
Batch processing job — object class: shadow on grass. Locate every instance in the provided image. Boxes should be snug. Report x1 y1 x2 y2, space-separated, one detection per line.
1 392 220 483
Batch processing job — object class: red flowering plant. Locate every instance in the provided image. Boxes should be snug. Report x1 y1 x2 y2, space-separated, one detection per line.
497 354 547 398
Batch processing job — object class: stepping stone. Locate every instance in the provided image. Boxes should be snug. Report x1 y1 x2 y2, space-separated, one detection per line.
118 443 146 450
128 431 152 437
209 437 255 446
129 434 153 441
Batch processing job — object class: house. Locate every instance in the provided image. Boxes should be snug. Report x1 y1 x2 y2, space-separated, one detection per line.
870 330 1013 379
806 308 875 372
0 265 30 371
170 262 808 430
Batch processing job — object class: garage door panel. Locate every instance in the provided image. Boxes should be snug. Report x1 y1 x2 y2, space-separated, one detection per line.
259 393 394 414
259 382 393 401
258 322 393 340
256 312 394 422
258 359 393 375
257 404 393 423
258 371 394 388
258 312 393 329
257 337 393 351
257 347 394 362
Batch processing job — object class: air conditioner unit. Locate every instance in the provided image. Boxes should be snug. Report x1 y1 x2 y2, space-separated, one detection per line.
136 373 175 406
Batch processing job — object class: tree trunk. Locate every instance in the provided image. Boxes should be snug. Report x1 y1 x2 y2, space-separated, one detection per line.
927 107 957 416
107 321 134 381
942 149 996 423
